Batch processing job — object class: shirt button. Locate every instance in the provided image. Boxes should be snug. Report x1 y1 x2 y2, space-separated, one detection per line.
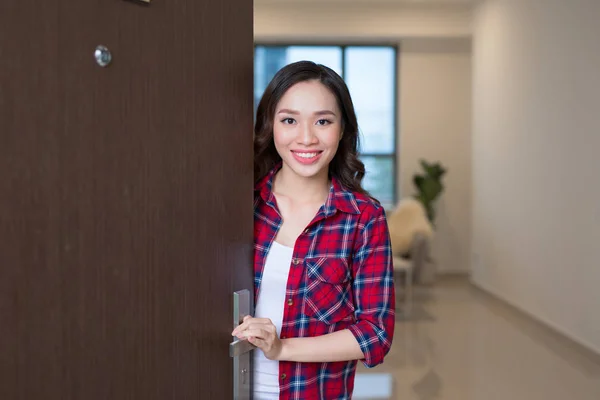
292 258 301 265
280 373 287 380
287 299 293 306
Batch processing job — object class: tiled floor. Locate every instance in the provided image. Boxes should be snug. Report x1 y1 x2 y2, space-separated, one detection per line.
353 276 600 400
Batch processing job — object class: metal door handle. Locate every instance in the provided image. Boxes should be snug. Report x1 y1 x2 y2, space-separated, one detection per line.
231 289 254 399
230 288 256 356
230 339 256 357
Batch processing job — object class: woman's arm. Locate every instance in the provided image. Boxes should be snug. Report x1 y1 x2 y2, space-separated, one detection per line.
278 329 363 362
232 316 363 362
346 205 396 367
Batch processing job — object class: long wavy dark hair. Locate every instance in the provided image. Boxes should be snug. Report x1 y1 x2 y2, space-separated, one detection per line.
254 61 368 196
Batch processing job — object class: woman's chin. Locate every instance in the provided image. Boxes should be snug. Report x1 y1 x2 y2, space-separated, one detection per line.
283 161 328 180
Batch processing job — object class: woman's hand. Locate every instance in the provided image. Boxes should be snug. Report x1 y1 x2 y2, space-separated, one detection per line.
231 315 283 360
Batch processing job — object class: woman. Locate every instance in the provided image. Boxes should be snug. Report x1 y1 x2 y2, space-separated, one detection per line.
232 61 395 399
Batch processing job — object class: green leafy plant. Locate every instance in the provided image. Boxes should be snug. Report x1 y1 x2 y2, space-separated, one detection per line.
413 159 447 224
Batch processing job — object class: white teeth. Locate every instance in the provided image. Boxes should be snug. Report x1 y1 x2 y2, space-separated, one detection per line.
296 152 318 158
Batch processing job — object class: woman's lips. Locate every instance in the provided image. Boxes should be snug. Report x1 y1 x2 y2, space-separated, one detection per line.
291 150 323 165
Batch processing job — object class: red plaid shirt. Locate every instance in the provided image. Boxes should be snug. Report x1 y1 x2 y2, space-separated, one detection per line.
254 165 395 400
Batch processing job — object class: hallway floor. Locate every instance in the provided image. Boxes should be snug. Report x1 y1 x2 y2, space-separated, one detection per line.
353 276 600 400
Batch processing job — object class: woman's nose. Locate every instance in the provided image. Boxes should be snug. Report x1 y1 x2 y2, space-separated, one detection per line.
297 124 318 145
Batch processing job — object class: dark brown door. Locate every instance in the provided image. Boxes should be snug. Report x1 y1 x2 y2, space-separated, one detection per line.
0 1 254 399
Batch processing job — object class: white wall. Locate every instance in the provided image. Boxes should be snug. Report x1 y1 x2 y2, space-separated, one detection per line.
400 38 472 273
255 2 474 273
472 0 600 354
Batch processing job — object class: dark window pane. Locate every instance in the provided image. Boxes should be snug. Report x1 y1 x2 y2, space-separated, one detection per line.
360 155 395 208
254 46 287 108
345 47 395 154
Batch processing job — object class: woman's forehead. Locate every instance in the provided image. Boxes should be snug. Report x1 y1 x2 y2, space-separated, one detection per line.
277 81 339 112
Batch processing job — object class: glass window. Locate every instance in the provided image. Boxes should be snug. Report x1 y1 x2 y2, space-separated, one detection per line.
345 47 395 155
254 46 342 107
360 155 395 207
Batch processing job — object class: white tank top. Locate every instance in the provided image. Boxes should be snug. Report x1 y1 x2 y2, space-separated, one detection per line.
253 241 293 399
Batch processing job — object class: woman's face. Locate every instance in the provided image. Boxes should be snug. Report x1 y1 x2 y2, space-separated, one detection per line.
273 80 343 181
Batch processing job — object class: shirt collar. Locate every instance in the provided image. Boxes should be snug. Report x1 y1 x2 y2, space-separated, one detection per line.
255 163 361 215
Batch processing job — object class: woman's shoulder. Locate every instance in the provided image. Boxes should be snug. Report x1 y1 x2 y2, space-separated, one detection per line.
353 191 383 208
337 187 386 221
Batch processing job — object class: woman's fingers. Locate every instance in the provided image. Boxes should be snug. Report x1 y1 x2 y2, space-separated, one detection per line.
245 317 272 324
234 323 261 336
237 328 271 341
247 336 266 349
232 317 274 337
232 319 251 336
233 319 282 361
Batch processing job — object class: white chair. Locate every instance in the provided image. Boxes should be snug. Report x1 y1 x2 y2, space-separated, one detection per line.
393 255 414 316
387 198 433 316
393 232 429 316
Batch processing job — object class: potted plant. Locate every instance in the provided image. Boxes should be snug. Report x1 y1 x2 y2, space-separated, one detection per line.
412 159 447 284
413 159 447 226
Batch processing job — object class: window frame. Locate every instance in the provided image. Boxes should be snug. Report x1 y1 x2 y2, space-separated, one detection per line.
254 42 400 207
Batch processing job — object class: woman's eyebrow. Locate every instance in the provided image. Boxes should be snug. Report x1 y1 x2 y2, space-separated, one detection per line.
277 109 299 115
313 110 336 117
276 109 336 116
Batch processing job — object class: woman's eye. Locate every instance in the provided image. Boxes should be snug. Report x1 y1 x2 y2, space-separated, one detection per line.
281 118 296 124
316 119 332 126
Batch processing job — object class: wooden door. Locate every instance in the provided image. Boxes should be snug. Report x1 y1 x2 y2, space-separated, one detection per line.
0 0 254 398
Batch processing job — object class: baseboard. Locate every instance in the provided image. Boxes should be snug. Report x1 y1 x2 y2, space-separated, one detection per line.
470 278 600 359
436 270 470 276
434 270 470 281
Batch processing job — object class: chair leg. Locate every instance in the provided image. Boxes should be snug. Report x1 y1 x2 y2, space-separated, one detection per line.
405 267 413 316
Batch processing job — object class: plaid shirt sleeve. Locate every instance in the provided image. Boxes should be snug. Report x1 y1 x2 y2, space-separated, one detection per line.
347 204 396 368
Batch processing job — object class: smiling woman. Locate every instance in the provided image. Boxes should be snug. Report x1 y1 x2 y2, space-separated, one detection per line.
243 61 396 399
254 61 369 198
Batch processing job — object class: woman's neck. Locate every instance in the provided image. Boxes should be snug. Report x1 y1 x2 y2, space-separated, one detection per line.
273 165 330 204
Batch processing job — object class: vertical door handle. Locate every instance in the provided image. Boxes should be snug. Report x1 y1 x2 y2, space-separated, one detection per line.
230 289 254 399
